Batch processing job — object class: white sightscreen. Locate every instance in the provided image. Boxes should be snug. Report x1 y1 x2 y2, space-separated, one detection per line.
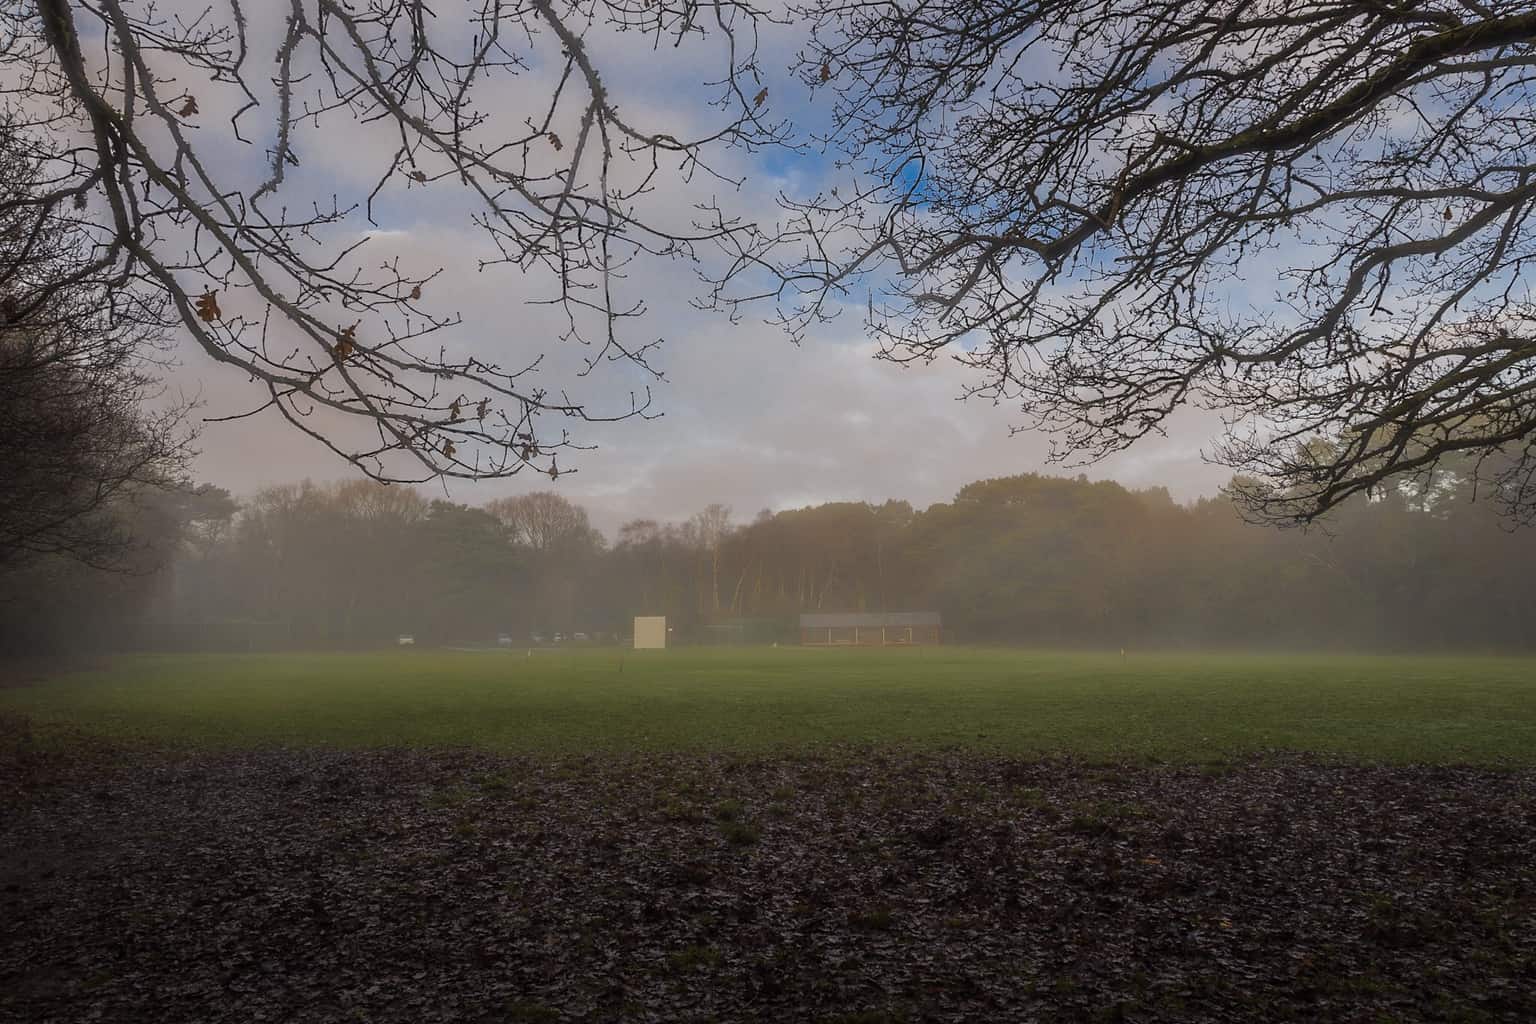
633 616 667 649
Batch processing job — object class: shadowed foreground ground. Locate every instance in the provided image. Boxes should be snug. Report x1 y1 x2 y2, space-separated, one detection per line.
3 734 1533 1023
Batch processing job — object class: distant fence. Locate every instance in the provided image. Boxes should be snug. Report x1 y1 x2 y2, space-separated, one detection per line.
799 612 943 647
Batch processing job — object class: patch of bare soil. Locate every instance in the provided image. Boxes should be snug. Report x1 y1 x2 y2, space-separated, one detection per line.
2 737 1533 1023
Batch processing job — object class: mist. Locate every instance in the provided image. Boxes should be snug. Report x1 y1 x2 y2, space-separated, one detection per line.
8 467 1535 658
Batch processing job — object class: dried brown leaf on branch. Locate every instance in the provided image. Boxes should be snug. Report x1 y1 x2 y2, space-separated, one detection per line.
194 291 220 323
334 324 357 361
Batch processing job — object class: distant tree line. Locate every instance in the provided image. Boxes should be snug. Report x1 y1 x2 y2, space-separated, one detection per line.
10 466 1522 655
10 1 1536 658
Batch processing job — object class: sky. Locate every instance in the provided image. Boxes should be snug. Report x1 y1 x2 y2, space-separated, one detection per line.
148 1 1234 539
183 308 1232 537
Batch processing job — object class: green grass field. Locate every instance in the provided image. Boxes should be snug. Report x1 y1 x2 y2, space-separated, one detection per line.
6 647 1536 763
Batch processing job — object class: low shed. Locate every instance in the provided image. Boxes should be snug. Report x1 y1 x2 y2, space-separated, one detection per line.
799 612 941 647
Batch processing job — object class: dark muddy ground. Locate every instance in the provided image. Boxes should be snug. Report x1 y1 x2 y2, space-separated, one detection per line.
2 729 1533 1023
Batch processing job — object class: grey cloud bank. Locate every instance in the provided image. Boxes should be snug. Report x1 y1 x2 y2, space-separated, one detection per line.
148 2 1232 534
182 308 1232 539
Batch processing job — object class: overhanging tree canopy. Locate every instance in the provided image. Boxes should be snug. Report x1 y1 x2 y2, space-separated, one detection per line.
722 0 1536 522
14 1 1536 524
0 122 190 569
8 0 781 483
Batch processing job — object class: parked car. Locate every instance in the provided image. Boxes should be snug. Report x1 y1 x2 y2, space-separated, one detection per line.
496 633 513 647
573 632 589 642
396 634 416 647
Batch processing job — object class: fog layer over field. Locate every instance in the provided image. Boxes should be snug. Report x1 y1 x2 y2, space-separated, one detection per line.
5 469 1536 656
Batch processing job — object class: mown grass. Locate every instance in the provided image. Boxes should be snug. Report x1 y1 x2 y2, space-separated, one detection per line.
3 647 1535 763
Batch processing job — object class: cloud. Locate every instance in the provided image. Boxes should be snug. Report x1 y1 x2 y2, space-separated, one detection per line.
542 322 1232 535
144 0 1233 535
181 297 1231 537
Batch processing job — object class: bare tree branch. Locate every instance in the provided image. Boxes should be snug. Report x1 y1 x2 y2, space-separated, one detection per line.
718 0 1536 523
5 0 785 483
0 118 193 569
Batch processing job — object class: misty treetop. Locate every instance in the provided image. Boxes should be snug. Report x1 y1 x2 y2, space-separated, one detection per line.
121 469 1536 654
